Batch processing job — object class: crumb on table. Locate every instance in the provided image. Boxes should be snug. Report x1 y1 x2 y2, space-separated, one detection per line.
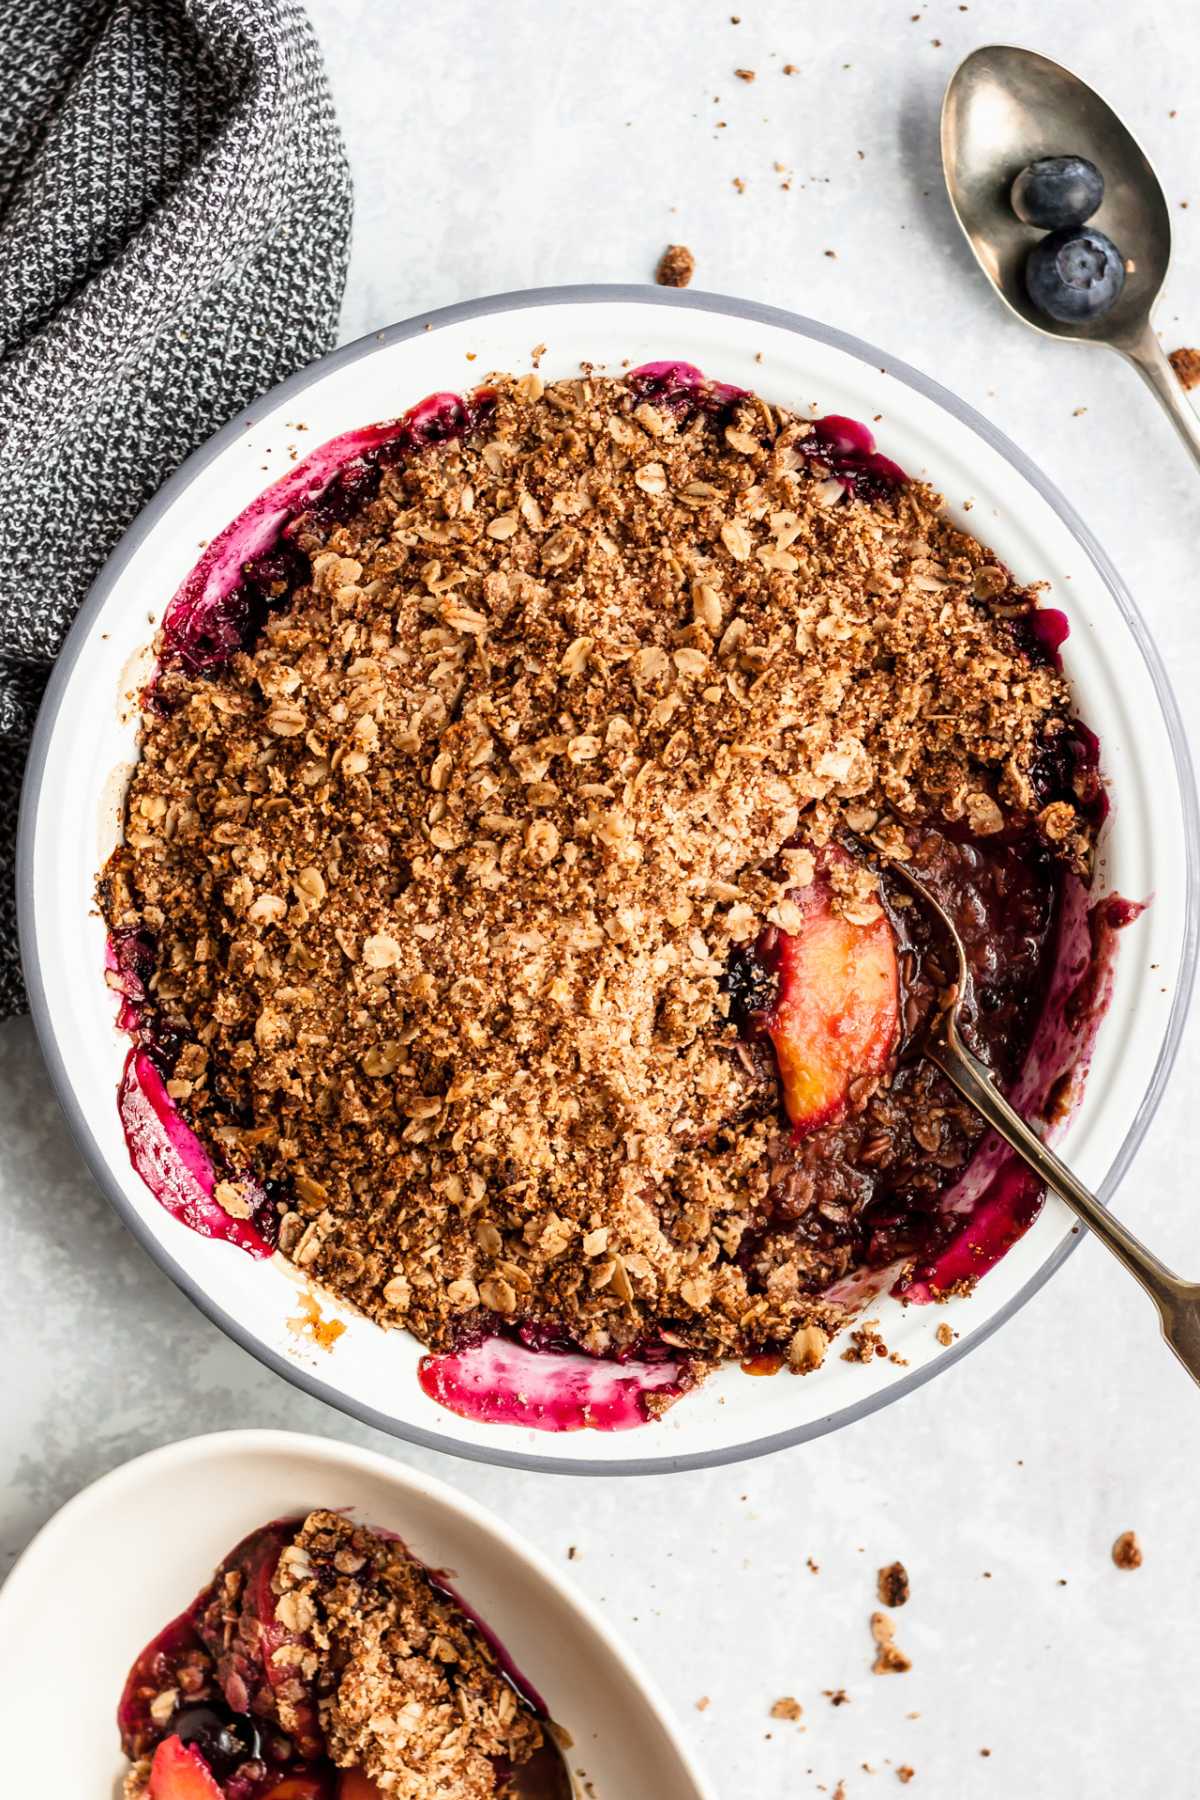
1112 1529 1143 1570
1168 347 1200 389
870 1610 912 1674
656 244 696 288
877 1560 910 1607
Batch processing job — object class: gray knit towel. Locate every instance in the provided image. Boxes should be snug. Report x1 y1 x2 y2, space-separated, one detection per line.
0 0 351 1018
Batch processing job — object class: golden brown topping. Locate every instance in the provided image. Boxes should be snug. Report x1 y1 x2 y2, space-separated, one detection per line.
276 1511 543 1796
100 371 1092 1366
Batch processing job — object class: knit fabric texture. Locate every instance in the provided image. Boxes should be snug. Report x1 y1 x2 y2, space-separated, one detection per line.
0 0 351 1015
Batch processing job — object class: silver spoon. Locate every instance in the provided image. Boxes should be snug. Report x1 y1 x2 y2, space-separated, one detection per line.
881 854 1200 1389
941 43 1200 473
512 1737 575 1799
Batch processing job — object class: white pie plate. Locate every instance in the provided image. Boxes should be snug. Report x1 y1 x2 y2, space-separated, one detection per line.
17 286 1199 1473
0 1429 714 1798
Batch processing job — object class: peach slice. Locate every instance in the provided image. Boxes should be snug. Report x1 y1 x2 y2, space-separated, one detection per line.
147 1737 224 1800
763 884 899 1135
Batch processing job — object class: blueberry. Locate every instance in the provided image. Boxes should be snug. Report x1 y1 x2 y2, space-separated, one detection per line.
1011 156 1104 230
170 1704 261 1778
721 942 777 1029
1025 227 1125 323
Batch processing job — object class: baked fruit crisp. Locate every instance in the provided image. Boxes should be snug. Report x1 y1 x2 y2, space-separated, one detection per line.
98 360 1123 1420
118 1510 546 1799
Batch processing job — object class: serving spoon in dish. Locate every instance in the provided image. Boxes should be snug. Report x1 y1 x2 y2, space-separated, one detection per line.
941 43 1200 474
514 1738 575 1799
878 853 1200 1389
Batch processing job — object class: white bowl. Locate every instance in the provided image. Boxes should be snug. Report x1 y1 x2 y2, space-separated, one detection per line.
0 1428 714 1798
17 286 1199 1473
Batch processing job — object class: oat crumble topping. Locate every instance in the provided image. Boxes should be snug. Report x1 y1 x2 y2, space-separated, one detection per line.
100 369 1095 1372
276 1512 542 1795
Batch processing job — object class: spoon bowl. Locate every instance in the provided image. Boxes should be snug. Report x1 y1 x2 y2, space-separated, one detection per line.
942 44 1200 468
873 848 1200 1394
514 1739 576 1799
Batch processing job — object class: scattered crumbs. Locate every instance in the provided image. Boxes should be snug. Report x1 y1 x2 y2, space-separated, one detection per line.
732 176 746 192
807 1556 821 1574
888 1350 908 1365
1112 1530 1143 1570
898 1770 916 1785
825 248 838 259
1169 108 1178 117
735 67 756 81
755 350 764 363
982 1571 992 1579
833 1783 848 1800
465 351 477 361
843 1321 887 1362
935 1322 955 1347
1072 406 1087 416
825 1688 851 1707
980 1748 992 1758
1057 1578 1068 1587
931 36 942 45
530 341 547 366
730 12 740 19
878 1562 910 1608
771 1697 804 1721
567 1545 578 1560
695 1696 711 1712
870 1611 912 1675
783 62 797 74
1169 347 1200 390
656 243 696 288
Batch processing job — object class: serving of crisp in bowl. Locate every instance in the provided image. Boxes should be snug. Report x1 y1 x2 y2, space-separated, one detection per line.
18 288 1197 1472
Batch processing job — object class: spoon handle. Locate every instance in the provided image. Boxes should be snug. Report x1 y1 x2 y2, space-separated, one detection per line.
930 1020 1200 1387
1122 324 1200 476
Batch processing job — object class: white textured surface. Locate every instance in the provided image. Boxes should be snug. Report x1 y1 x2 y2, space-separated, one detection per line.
3 3 1199 1796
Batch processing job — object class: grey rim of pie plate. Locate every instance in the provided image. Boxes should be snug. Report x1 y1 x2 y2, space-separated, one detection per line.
16 285 1200 1476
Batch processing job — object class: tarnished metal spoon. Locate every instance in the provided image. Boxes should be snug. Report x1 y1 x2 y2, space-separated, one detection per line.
512 1736 576 1799
879 852 1200 1390
941 43 1200 473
